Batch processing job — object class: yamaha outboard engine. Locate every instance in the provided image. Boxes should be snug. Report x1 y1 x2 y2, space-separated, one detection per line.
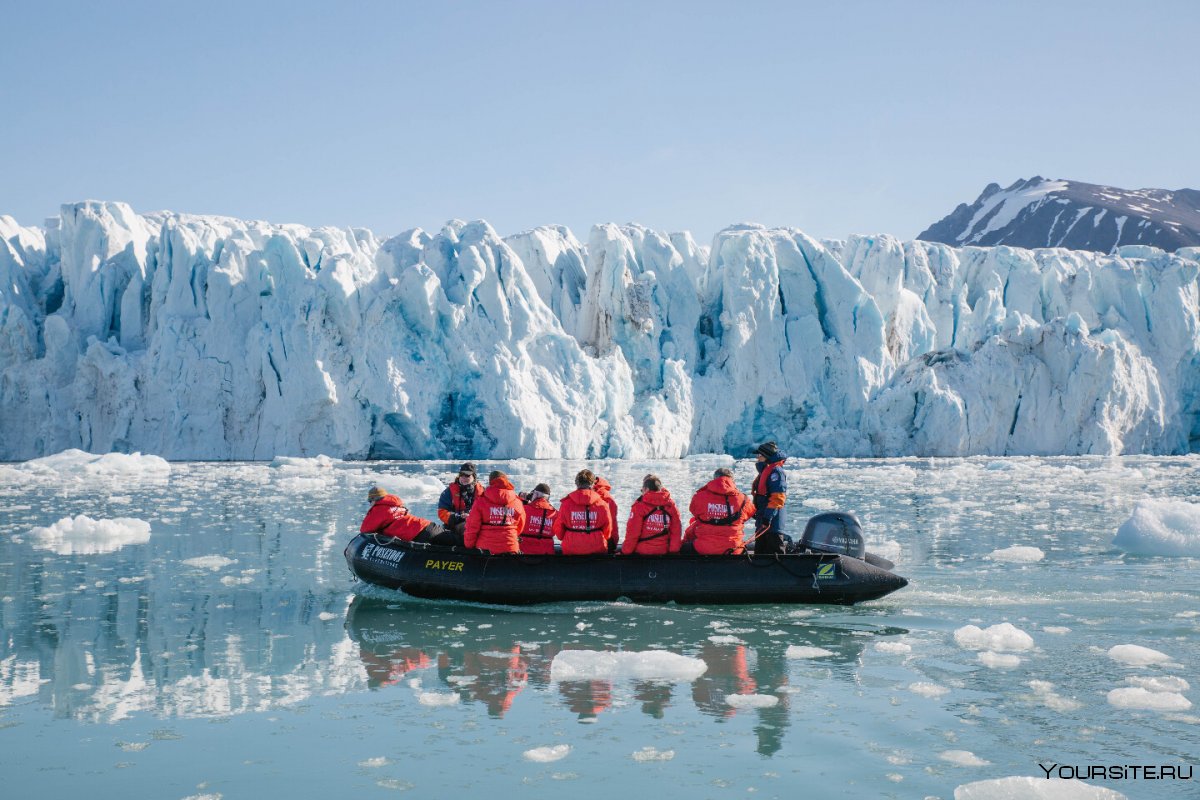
799 512 866 559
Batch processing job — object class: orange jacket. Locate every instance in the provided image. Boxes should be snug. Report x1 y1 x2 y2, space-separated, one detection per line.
685 477 756 554
553 488 613 555
464 476 525 554
519 497 558 555
359 495 432 541
622 489 682 555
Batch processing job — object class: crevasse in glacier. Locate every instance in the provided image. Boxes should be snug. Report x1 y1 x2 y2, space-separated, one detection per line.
2 202 1198 459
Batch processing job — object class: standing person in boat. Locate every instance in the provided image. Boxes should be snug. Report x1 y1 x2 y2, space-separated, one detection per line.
553 469 614 555
622 474 682 555
361 486 464 546
517 483 558 555
681 467 756 554
464 470 526 554
438 462 479 539
750 441 789 555
593 475 620 553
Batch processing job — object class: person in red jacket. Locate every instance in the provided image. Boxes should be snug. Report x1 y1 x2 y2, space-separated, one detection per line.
518 482 558 555
553 469 614 555
622 474 682 555
361 486 463 546
593 476 620 554
464 470 526 554
682 467 756 554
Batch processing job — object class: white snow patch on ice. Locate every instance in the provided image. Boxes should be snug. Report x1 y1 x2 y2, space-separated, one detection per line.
987 546 1045 563
1106 687 1192 711
785 645 835 659
1113 499 1200 556
954 776 1127 799
523 744 571 762
1107 644 1173 666
28 515 151 555
550 650 706 682
954 623 1034 652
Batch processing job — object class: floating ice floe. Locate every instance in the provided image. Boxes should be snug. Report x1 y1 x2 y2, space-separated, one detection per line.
954 776 1127 799
1112 499 1200 556
1106 644 1173 666
785 645 835 659
874 641 912 654
1042 626 1071 635
939 750 990 767
631 747 675 762
416 692 460 707
1027 680 1082 712
954 623 1035 652
29 514 151 555
1106 687 1192 711
550 650 706 682
1126 675 1190 693
978 651 1022 669
725 693 779 708
523 745 570 762
707 635 743 645
11 449 171 483
908 682 950 698
358 757 390 768
987 546 1045 563
181 556 237 571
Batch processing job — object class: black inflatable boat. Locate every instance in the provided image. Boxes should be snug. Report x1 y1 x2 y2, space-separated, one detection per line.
344 512 908 606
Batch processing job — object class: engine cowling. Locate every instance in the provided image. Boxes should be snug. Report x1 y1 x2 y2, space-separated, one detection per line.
799 512 865 559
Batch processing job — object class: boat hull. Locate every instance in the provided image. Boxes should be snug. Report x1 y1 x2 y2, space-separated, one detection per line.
344 534 908 606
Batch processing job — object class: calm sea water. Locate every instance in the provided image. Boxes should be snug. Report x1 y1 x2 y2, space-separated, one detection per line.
1 455 1197 799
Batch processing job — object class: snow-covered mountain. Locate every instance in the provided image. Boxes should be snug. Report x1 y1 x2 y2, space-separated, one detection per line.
919 177 1200 253
3 201 1200 460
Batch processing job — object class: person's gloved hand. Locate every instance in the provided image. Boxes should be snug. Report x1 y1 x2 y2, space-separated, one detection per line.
450 512 466 526
757 507 778 528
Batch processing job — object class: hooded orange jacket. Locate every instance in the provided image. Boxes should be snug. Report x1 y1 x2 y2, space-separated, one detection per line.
553 488 613 555
623 489 682 555
464 476 526 554
685 477 756 554
360 495 432 541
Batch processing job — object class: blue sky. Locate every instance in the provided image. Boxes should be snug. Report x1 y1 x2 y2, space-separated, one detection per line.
2 0 1196 244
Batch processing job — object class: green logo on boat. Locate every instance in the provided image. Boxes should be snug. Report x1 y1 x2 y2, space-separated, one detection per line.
816 563 836 579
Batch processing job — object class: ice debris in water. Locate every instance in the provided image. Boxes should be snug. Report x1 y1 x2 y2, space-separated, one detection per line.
725 693 779 708
978 651 1022 669
1106 687 1192 711
1112 499 1200 556
874 641 912 654
954 623 1034 652
358 757 390 768
908 682 950 698
550 650 706 681
707 635 743 644
523 745 571 763
954 776 1127 799
416 692 460 707
631 747 675 762
7 449 171 483
1107 644 1173 666
986 546 1045 563
1042 626 1071 635
785 645 835 659
1126 676 1189 693
28 515 151 555
939 750 990 767
181 556 237 571
1027 680 1082 712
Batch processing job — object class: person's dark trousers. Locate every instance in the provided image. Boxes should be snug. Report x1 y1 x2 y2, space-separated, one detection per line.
415 522 464 548
754 523 785 555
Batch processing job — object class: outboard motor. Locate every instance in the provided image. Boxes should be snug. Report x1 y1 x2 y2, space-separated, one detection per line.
799 512 866 559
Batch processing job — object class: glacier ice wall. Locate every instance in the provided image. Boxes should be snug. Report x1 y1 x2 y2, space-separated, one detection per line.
2 202 1199 459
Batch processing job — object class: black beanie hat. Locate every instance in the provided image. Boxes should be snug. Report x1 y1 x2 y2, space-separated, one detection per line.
534 483 551 495
753 441 780 459
459 462 477 475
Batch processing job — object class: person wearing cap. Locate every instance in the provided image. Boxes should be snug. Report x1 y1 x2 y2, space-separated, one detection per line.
622 474 682 556
750 441 789 555
438 462 479 538
464 470 526 554
517 483 558 555
553 469 614 555
593 476 620 554
361 486 462 546
682 467 756 554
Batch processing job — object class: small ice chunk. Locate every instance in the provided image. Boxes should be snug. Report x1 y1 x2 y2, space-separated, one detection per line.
29 515 152 556
182 556 236 571
1107 644 1172 666
523 745 571 762
1042 626 1071 635
631 747 675 762
954 623 1034 652
803 498 837 510
1112 499 1200 556
987 546 1044 563
725 693 779 708
358 757 390 768
1126 676 1190 693
978 651 1021 668
550 650 706 682
954 776 1127 799
1027 680 1081 712
874 641 911 654
786 645 835 659
908 682 950 698
1106 687 1192 711
318 612 337 621
416 692 460 707
940 750 990 766
708 635 742 644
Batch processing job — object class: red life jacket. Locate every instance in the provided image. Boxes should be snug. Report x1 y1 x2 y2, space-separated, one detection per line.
753 459 786 497
449 480 475 512
519 497 558 555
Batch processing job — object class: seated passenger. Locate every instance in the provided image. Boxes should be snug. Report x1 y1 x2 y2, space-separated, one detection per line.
464 470 526 554
518 483 558 555
594 476 620 554
553 469 614 555
438 462 479 538
622 474 682 556
361 486 463 546
683 467 756 554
